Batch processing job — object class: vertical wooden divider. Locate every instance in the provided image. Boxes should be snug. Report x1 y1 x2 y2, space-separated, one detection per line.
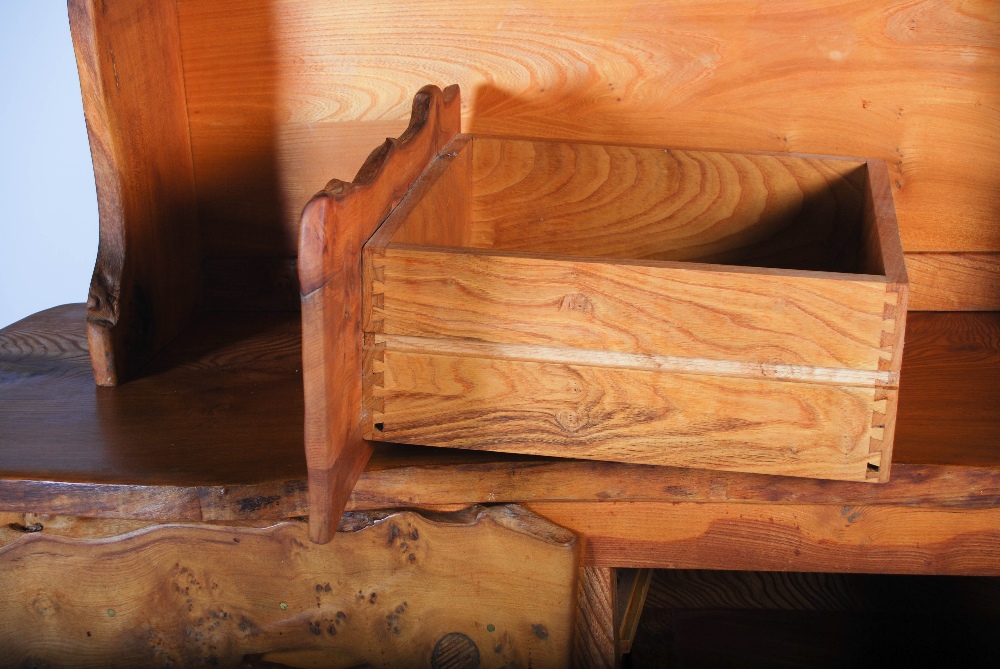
69 0 201 386
298 84 461 543
575 566 619 668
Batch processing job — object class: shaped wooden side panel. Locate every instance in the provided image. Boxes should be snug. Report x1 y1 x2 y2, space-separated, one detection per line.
69 0 200 386
298 84 461 543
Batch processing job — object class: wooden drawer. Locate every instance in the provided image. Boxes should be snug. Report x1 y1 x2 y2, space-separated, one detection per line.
298 84 907 539
359 111 907 485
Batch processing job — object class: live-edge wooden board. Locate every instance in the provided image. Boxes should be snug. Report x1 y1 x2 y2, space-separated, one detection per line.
0 505 577 668
70 0 200 386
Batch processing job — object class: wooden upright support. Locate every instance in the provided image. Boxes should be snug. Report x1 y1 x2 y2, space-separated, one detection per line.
298 84 461 543
69 0 200 386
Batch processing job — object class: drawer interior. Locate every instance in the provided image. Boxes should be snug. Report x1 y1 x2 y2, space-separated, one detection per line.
387 137 884 277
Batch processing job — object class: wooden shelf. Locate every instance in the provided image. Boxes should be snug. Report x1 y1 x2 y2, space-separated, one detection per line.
0 305 305 486
1 306 998 524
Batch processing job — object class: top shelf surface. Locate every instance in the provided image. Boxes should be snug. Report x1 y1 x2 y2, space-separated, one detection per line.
0 304 997 513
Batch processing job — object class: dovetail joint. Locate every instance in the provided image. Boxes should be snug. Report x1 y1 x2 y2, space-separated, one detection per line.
362 334 387 438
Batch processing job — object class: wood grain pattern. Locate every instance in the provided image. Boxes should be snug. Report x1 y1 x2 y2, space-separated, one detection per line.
469 138 868 272
616 569 652 655
3 306 996 521
907 252 1000 311
175 0 1000 267
0 506 577 668
298 84 461 543
69 0 200 386
526 501 1000 575
374 247 893 372
896 311 1000 466
574 567 618 669
0 305 306 488
364 133 906 481
386 136 475 249
859 159 909 480
371 350 885 481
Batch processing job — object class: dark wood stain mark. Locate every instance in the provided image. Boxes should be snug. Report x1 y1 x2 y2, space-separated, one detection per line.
531 623 549 640
7 522 43 533
431 632 481 669
236 495 282 513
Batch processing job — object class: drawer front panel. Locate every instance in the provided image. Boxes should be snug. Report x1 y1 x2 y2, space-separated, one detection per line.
375 247 898 374
368 346 886 482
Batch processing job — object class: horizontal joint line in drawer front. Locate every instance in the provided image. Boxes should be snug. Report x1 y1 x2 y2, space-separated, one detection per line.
370 335 898 388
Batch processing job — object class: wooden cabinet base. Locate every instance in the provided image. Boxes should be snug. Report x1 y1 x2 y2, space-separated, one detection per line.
0 506 578 668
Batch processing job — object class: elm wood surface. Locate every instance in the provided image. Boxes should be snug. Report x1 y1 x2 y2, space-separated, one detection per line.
616 569 653 656
894 309 1000 466
69 0 200 386
574 567 618 669
297 84 461 543
0 307 998 518
0 305 305 487
0 505 578 668
174 0 1000 262
364 135 907 482
907 252 1000 311
524 501 1000 575
467 140 870 270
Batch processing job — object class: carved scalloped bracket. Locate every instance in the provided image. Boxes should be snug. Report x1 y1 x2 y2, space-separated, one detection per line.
298 84 461 543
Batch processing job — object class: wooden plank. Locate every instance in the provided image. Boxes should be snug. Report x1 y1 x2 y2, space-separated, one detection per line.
298 84 461 543
69 0 200 386
4 454 1000 524
468 137 864 272
376 247 893 371
371 350 885 481
176 0 1000 265
525 501 1000 575
0 506 577 668
896 311 1000 466
907 253 1000 311
0 306 306 487
387 136 475 249
469 138 868 272
575 567 617 669
616 569 653 655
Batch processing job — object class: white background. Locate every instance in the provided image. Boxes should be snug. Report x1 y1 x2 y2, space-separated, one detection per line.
0 4 98 328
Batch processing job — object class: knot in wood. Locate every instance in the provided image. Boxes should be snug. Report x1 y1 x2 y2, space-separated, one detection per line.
556 409 585 432
559 293 593 314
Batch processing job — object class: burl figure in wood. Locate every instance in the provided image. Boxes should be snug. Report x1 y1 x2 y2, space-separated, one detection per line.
298 84 462 543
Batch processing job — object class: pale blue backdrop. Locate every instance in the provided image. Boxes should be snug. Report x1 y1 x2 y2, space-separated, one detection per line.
0 3 98 328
